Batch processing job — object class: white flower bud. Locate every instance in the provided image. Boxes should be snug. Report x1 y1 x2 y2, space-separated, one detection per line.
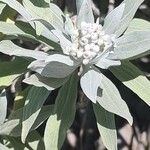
102 35 111 43
90 51 97 58
85 33 91 39
98 24 103 31
77 50 83 58
81 21 87 29
80 37 88 46
81 29 87 36
84 44 91 51
91 33 98 40
70 50 77 57
99 30 105 36
90 43 96 49
83 59 90 65
83 51 91 59
92 45 100 53
98 39 104 46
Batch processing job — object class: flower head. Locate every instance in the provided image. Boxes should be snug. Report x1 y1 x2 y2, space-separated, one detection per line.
67 20 116 65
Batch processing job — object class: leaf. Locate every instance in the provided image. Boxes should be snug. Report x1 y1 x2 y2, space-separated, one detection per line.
64 14 75 36
110 61 150 107
80 67 102 103
51 30 72 54
103 3 125 34
0 119 20 136
77 0 94 28
115 0 144 37
0 21 35 39
113 31 150 60
0 40 48 60
26 130 45 150
0 21 59 48
44 73 78 150
28 54 78 78
0 143 9 150
76 0 84 15
97 74 133 125
126 18 150 33
93 103 117 150
0 57 30 89
0 90 7 125
0 105 54 137
0 0 32 23
0 2 5 14
95 53 121 69
21 86 51 143
23 73 69 91
0 0 59 44
23 0 64 31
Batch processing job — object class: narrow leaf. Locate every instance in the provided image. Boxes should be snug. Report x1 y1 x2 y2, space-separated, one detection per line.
103 3 125 34
110 61 150 107
44 73 78 150
77 0 94 28
126 18 150 33
113 31 150 60
0 40 48 60
115 0 144 36
0 143 9 150
80 67 102 103
28 54 78 78
21 86 50 143
0 2 5 14
0 90 7 125
0 57 30 89
23 73 69 91
97 74 133 125
93 103 117 150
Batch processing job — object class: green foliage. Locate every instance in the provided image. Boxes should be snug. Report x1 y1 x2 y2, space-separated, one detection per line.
0 0 149 149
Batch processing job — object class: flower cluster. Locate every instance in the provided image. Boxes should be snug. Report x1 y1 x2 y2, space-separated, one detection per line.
68 21 115 65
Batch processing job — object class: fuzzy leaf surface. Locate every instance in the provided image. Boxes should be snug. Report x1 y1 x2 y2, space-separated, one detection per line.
110 61 150 107
93 103 117 150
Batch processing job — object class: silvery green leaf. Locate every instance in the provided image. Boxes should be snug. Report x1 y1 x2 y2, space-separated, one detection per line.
51 30 72 54
76 0 84 15
126 18 150 33
93 103 117 150
0 0 33 26
110 61 150 107
0 105 54 137
21 87 50 143
23 73 69 91
0 40 48 60
28 54 78 78
95 53 121 69
26 130 45 150
103 3 125 34
23 0 64 34
77 0 94 28
0 90 7 125
0 21 59 47
0 21 36 40
0 143 9 150
0 119 20 136
115 0 144 37
0 2 5 14
65 14 75 36
97 74 133 125
0 57 30 89
113 31 150 60
80 67 102 103
44 73 78 150
0 0 58 42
